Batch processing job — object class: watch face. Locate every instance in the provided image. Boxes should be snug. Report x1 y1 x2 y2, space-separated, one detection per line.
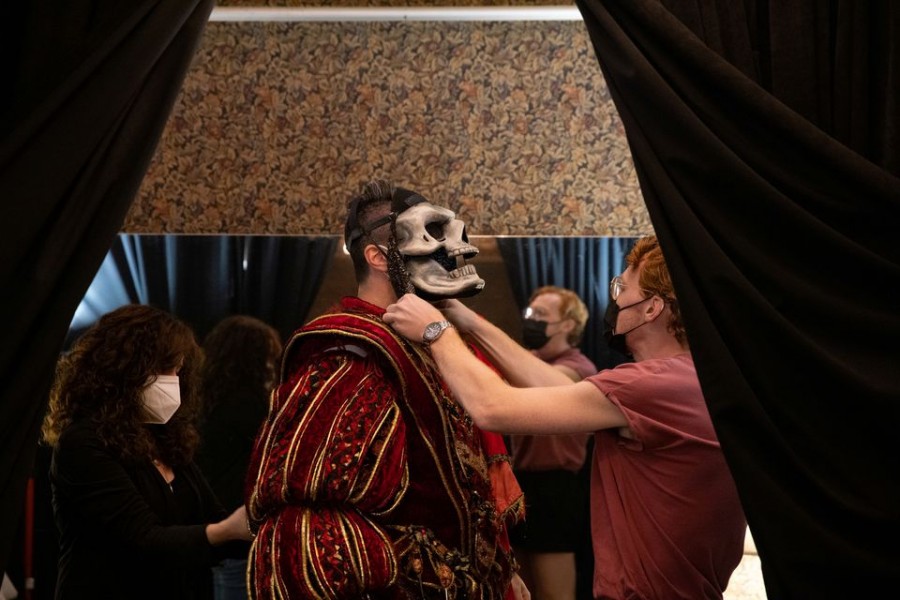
424 322 441 341
423 320 449 343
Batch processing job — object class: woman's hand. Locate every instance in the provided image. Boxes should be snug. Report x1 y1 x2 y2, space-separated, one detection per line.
510 573 531 600
206 505 254 545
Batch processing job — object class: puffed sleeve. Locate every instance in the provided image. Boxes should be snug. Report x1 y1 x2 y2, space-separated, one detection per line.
246 345 408 599
51 422 215 568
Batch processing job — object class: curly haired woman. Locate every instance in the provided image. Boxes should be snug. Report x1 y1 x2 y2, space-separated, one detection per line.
43 304 253 600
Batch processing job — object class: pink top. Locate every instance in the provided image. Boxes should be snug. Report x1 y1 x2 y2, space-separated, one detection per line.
585 353 746 599
511 348 597 472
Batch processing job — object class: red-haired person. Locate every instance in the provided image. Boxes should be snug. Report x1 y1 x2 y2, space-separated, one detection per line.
385 236 747 600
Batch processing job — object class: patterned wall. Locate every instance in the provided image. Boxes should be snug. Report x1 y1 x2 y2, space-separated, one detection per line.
125 5 651 236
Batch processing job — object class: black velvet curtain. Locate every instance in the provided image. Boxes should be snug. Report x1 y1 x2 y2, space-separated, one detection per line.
576 0 900 596
3 0 899 595
70 234 338 345
0 0 214 576
497 236 636 369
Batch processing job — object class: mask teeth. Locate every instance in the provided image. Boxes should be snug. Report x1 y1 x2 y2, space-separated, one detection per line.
448 246 479 258
449 264 476 279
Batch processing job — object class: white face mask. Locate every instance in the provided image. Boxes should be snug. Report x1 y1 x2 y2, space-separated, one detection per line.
141 375 181 424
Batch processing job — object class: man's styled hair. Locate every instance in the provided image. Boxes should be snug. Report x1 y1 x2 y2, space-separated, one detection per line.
627 236 687 345
529 285 589 346
345 179 395 282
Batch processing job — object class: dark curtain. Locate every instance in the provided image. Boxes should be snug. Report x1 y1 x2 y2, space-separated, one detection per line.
0 0 214 576
576 0 900 596
497 236 636 369
70 234 338 344
233 236 339 343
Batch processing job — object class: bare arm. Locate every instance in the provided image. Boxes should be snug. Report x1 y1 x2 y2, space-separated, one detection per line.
437 298 574 388
206 505 253 545
384 294 627 434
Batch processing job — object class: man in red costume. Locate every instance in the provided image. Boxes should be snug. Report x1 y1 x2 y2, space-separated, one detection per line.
245 180 527 599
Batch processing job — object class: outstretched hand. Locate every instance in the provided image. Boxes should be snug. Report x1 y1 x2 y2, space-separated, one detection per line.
383 294 446 343
207 504 255 544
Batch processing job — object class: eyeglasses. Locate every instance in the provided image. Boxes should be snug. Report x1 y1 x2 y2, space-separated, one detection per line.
522 307 563 324
609 275 653 301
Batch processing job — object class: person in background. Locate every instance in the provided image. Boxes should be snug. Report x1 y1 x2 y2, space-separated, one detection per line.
42 304 253 600
512 286 596 600
245 179 529 599
196 315 283 600
384 236 747 599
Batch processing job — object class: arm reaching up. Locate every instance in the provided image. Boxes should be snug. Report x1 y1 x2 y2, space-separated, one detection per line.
434 298 574 387
384 294 626 435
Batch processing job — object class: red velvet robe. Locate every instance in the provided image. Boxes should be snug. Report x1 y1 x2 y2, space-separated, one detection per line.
246 297 523 599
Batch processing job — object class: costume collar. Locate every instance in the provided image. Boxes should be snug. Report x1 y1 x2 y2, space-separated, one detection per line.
338 296 386 318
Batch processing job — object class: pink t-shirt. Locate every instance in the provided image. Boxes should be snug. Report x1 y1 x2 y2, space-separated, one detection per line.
585 353 746 599
511 348 597 472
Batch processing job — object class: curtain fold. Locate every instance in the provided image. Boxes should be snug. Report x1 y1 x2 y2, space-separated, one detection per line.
0 0 214 574
576 0 900 595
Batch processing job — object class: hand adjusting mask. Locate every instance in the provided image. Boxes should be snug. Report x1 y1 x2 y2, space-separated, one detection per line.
346 187 485 300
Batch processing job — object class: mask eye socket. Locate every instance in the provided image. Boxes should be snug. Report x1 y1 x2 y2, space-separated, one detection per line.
425 219 448 240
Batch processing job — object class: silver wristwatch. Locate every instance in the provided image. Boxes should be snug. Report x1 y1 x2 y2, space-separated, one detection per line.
422 320 453 345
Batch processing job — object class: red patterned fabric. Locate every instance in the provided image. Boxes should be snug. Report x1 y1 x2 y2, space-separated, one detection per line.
246 297 522 599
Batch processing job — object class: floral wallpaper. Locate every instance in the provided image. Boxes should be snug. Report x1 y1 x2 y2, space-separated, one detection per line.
126 14 651 236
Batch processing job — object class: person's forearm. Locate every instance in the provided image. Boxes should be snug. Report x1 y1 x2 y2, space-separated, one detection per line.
465 315 573 388
206 505 253 545
205 520 231 546
428 328 526 432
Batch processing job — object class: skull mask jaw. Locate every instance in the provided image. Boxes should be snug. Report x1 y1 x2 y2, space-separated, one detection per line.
391 201 485 301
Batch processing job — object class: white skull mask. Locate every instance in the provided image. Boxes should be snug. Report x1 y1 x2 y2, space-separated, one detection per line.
392 201 485 300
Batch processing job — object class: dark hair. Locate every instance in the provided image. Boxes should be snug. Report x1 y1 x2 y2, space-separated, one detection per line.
42 304 202 466
199 315 282 414
345 179 395 282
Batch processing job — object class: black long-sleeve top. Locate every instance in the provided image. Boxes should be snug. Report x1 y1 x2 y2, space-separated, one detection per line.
50 419 229 600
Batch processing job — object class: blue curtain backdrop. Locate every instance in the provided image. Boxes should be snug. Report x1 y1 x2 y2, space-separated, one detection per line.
70 234 338 345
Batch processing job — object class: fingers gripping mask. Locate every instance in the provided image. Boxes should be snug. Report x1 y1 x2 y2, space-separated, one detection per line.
390 191 485 301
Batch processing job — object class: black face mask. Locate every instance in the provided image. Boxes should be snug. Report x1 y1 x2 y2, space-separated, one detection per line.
603 297 653 356
522 319 551 350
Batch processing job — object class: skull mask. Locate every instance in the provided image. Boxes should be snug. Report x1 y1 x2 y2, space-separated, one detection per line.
390 194 484 301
